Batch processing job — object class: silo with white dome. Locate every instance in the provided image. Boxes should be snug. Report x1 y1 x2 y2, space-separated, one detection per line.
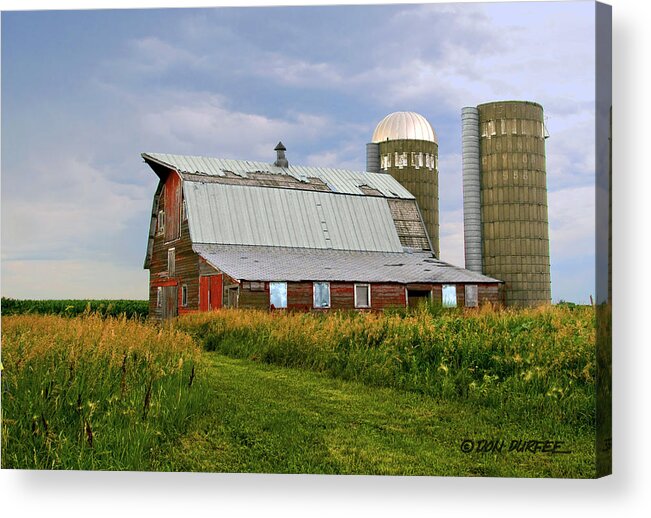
366 111 440 257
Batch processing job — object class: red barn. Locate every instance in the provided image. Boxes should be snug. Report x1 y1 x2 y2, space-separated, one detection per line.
142 145 502 319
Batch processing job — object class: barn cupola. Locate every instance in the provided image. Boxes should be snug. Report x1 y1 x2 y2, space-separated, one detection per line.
274 141 289 167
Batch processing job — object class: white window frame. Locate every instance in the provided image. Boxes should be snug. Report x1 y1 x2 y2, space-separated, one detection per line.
313 282 331 309
269 282 288 309
156 286 162 308
354 283 371 309
181 284 188 307
167 248 175 276
442 284 457 308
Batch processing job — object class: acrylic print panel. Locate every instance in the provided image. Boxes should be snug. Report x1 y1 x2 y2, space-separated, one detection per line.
0 1 611 478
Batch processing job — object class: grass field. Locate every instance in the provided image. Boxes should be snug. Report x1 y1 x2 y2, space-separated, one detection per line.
1 314 206 470
154 353 595 477
1 305 598 476
176 305 596 434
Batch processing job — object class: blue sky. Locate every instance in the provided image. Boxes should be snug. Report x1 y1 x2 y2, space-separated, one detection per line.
1 1 597 302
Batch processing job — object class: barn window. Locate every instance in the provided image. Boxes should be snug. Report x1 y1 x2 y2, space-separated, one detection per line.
269 282 287 309
167 248 175 276
156 287 162 308
465 285 478 308
181 284 188 307
442 284 457 307
157 210 165 235
313 282 330 308
354 284 371 308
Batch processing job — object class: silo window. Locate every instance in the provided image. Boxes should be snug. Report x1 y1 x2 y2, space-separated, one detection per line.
381 154 391 169
395 152 407 168
442 284 457 307
270 282 287 309
313 282 331 308
426 154 435 170
355 284 371 308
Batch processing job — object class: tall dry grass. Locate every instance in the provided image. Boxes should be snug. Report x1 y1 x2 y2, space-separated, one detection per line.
177 304 596 430
1 314 205 470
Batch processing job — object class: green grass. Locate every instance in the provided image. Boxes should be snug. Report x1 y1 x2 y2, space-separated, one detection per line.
176 305 596 434
153 353 595 477
1 297 149 319
1 314 208 470
2 307 598 477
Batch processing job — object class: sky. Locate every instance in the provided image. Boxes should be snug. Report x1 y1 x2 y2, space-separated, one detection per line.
1 1 598 303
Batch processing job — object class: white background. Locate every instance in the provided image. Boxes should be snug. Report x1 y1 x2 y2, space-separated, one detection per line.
1 0 648 516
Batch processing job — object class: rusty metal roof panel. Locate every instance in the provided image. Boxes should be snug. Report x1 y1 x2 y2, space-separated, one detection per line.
193 244 502 284
183 181 404 253
142 152 414 199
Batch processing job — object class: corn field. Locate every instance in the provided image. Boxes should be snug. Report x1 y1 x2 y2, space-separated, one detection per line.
1 297 149 319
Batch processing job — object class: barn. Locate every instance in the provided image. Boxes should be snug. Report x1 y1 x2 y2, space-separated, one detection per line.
142 145 502 319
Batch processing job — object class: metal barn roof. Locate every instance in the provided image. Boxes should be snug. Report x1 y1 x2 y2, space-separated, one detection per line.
184 181 404 253
194 244 501 284
142 152 414 199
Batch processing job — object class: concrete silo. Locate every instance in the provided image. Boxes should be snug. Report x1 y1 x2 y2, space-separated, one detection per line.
366 112 440 257
462 101 551 307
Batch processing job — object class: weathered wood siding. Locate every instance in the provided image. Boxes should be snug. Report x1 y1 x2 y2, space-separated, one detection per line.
164 171 182 242
387 199 431 251
149 171 200 320
370 284 406 309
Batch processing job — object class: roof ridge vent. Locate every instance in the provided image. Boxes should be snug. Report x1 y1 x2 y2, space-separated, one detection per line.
274 141 289 168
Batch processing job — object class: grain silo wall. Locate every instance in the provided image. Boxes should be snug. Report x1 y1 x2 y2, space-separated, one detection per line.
477 101 551 306
378 139 439 257
366 142 380 173
461 107 483 273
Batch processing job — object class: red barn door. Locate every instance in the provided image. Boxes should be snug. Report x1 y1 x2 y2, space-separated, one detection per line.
199 274 223 311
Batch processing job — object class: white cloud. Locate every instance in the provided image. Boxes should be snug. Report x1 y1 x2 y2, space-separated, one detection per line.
548 185 595 262
136 92 337 161
2 155 148 261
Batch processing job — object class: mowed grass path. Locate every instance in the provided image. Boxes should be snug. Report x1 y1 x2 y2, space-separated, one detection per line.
153 353 595 478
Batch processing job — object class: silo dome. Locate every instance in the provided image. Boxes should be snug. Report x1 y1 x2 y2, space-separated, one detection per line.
371 111 437 144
